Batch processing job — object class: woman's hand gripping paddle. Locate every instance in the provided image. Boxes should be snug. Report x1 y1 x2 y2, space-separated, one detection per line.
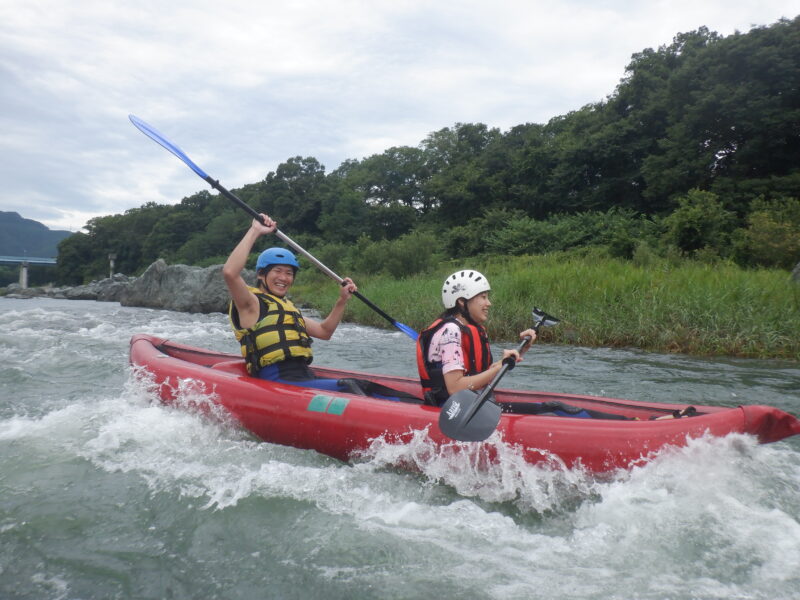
438 307 560 442
128 115 418 341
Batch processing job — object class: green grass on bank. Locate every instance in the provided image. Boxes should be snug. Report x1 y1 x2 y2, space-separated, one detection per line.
290 254 800 360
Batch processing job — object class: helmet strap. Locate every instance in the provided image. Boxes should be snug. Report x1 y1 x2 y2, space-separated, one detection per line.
456 298 480 327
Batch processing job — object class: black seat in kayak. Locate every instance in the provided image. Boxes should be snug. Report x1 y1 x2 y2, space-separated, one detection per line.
337 378 423 404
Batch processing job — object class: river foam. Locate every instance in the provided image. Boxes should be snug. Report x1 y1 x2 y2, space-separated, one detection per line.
2 297 798 600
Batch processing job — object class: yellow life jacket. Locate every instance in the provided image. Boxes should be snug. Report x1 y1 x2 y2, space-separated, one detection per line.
229 287 313 375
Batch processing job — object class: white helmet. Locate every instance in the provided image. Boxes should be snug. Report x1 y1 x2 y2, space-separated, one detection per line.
441 270 491 309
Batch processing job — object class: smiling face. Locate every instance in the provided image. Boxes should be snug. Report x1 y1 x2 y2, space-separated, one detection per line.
464 291 491 325
260 265 295 297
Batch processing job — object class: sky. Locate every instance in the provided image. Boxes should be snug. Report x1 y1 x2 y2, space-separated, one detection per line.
0 1 797 232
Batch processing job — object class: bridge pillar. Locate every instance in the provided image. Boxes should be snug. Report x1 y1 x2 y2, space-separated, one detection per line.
19 261 29 289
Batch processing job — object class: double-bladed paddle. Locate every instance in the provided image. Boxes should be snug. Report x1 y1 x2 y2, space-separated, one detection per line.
128 114 418 341
438 307 560 441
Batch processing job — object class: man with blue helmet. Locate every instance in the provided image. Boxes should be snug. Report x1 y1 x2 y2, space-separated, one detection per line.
223 213 358 389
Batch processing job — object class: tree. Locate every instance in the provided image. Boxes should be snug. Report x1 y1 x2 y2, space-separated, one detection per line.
49 19 800 279
732 197 800 268
662 189 737 255
317 183 371 243
259 157 328 235
174 211 248 265
56 232 94 284
484 123 559 219
642 20 800 210
141 210 204 262
343 146 432 214
422 123 502 225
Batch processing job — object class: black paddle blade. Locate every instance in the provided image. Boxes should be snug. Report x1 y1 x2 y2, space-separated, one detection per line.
438 390 502 442
532 307 559 330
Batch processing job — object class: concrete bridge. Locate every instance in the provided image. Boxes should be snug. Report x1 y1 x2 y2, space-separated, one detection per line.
0 256 57 288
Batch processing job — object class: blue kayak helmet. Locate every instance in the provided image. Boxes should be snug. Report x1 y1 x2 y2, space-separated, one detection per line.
256 247 300 274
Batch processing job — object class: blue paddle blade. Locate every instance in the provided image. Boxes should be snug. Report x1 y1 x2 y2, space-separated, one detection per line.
393 320 419 341
129 115 209 179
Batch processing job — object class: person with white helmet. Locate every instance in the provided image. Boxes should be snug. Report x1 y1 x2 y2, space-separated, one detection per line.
416 269 537 406
223 213 358 390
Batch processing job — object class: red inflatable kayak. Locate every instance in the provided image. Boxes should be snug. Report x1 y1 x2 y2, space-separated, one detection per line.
129 334 800 473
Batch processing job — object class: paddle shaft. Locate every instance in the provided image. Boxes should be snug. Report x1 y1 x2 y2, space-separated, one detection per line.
458 335 533 427
204 176 405 330
128 114 417 340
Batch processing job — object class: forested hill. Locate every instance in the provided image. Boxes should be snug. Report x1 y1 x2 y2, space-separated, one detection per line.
0 211 71 257
57 17 800 285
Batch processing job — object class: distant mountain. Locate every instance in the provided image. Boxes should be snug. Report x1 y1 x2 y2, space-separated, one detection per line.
0 211 72 257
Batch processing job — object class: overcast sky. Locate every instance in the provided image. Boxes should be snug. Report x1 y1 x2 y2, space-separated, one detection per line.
1 1 796 232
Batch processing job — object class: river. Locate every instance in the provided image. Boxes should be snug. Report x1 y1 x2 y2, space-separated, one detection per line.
1 297 799 600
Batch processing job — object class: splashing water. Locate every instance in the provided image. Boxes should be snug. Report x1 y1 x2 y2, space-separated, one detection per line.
1 298 798 600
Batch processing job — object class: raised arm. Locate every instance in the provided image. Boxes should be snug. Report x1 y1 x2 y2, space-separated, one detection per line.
223 214 276 328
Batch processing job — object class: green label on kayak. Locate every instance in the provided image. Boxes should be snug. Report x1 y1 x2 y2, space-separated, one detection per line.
308 396 331 412
307 395 349 415
327 397 348 415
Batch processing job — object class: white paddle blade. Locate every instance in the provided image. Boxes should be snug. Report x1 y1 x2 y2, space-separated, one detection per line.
532 307 560 329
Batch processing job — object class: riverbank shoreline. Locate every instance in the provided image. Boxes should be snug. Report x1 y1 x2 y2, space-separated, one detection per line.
4 254 799 361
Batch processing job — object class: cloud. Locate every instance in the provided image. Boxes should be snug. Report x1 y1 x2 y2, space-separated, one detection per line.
0 0 796 231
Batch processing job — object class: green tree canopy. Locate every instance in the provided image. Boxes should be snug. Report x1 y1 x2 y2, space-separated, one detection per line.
52 17 800 284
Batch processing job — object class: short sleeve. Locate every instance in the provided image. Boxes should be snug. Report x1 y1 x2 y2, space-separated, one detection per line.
426 322 465 375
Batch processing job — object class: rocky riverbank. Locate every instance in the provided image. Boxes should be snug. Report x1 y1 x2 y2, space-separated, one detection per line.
1 259 254 314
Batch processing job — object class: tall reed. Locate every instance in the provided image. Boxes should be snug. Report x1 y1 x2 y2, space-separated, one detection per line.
291 254 800 360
